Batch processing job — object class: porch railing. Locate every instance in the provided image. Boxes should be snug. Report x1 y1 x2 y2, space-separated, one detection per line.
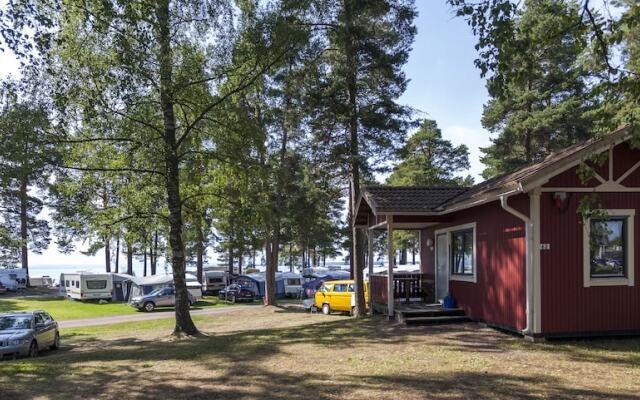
371 273 435 309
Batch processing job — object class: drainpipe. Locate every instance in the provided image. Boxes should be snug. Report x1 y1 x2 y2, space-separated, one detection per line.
499 184 534 336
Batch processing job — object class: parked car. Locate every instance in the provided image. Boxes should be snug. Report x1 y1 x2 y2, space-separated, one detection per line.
313 280 369 315
218 284 255 303
0 311 60 360
129 287 195 312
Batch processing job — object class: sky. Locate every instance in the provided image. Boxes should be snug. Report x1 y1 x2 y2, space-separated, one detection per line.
0 1 493 277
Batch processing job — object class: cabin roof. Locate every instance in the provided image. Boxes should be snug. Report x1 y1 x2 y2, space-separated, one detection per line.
358 124 635 218
361 186 467 213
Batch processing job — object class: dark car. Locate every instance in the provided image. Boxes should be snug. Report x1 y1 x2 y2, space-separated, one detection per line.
218 284 255 303
0 311 60 360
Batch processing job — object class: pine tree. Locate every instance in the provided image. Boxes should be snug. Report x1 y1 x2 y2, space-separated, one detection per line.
0 80 55 280
306 0 417 316
477 0 595 178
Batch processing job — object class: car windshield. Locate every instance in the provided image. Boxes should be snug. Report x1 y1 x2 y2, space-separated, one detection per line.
0 315 32 330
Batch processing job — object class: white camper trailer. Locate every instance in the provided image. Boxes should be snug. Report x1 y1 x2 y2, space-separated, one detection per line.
60 272 113 301
281 271 303 298
0 268 27 291
202 270 229 294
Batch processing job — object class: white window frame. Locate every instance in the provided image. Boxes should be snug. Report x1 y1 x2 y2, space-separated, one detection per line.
583 209 635 287
434 222 477 283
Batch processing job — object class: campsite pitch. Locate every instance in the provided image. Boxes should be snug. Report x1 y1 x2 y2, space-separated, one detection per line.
1 306 639 399
0 296 230 321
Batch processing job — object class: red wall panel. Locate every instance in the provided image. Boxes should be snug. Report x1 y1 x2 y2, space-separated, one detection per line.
421 195 528 331
540 192 640 334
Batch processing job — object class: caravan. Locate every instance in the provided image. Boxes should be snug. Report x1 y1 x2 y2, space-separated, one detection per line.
202 270 229 295
0 268 28 291
281 271 303 298
59 272 113 301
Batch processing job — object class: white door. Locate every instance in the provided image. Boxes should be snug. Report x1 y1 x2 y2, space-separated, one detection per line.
435 233 449 302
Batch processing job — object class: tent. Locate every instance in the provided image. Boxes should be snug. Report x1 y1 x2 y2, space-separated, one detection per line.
111 273 135 302
301 272 351 299
234 272 286 299
129 273 203 301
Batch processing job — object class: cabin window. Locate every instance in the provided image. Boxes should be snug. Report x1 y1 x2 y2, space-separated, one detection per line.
65 280 69 287
286 279 301 286
86 280 107 290
450 228 474 276
584 209 635 287
435 222 477 283
75 281 80 288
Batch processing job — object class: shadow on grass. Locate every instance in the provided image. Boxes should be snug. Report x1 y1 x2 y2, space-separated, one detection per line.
1 308 640 399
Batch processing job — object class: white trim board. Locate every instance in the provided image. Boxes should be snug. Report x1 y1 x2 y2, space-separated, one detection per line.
434 222 478 284
582 209 635 288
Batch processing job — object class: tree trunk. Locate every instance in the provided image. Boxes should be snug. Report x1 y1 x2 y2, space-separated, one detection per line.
238 252 243 275
228 247 234 275
289 242 293 272
115 236 120 273
196 216 204 284
19 177 29 286
400 247 407 265
151 231 158 275
264 235 278 305
156 0 198 336
105 237 111 273
344 0 366 317
126 240 133 275
143 244 147 277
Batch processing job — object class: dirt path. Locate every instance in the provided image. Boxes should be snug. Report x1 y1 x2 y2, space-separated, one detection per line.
59 305 260 328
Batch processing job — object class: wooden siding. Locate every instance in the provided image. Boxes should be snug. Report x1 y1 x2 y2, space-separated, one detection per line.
543 142 640 188
540 192 640 334
421 195 528 331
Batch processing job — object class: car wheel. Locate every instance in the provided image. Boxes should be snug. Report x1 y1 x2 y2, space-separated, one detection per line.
322 303 330 315
143 302 155 312
50 333 60 350
28 340 39 358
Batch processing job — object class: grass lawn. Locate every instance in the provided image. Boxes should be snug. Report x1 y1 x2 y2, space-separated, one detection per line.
1 307 640 399
0 296 229 321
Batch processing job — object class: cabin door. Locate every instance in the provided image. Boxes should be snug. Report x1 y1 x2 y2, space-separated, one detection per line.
435 233 449 302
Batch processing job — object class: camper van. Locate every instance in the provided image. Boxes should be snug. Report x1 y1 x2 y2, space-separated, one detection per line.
60 272 113 301
202 270 229 295
0 268 27 291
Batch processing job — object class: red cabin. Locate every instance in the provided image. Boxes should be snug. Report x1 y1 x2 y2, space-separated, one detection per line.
355 125 640 338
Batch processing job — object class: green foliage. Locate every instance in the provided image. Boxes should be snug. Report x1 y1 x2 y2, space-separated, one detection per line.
0 78 55 267
449 0 640 179
387 119 473 187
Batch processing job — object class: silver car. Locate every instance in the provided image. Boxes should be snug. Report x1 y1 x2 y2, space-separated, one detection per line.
0 311 60 360
130 287 195 312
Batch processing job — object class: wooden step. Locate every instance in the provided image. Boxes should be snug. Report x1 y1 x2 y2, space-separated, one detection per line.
403 315 471 326
398 307 466 318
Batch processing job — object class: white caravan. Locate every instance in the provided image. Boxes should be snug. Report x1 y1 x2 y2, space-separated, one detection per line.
60 272 113 301
0 268 28 291
202 270 229 294
281 271 303 298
